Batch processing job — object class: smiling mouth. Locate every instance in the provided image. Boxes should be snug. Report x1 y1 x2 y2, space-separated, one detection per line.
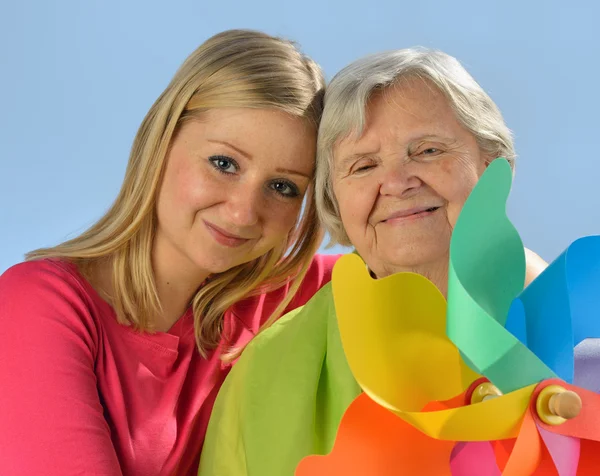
383 206 441 223
424 206 440 213
204 221 253 248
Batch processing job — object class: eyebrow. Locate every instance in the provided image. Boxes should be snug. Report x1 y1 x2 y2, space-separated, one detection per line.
409 134 455 145
207 139 252 159
275 168 312 179
336 134 455 170
336 153 372 172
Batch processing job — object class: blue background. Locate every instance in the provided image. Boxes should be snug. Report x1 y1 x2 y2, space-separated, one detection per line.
1 0 598 273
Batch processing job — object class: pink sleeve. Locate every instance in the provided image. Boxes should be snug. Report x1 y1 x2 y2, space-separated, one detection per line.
0 261 123 475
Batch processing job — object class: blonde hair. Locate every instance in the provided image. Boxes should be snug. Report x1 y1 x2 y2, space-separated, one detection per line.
28 29 326 357
315 47 515 246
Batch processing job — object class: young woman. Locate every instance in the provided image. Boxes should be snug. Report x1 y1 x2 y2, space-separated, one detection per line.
0 29 338 475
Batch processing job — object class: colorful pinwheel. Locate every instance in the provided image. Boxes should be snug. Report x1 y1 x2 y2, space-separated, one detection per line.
296 159 600 475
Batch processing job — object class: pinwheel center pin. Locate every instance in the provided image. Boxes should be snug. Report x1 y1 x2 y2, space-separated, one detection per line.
536 384 582 425
470 380 503 404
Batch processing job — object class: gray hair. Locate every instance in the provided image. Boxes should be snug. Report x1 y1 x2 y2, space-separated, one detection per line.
315 47 516 247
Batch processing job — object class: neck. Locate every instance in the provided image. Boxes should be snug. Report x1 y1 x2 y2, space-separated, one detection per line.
81 246 210 333
151 239 211 332
372 255 450 298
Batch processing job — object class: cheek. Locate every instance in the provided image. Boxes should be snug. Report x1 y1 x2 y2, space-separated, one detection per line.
156 166 183 226
437 159 481 225
176 162 224 211
179 179 211 213
161 159 193 206
264 201 303 235
158 161 220 227
335 181 375 238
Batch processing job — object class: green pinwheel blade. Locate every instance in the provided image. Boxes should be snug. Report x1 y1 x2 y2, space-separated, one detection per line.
198 284 361 476
446 158 556 393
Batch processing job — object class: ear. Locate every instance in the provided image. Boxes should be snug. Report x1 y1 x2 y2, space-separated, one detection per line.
482 155 495 169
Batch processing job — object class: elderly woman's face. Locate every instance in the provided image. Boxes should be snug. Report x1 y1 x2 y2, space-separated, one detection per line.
332 78 488 278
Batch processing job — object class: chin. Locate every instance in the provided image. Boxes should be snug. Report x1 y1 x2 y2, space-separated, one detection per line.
199 253 261 276
385 246 448 269
189 255 237 276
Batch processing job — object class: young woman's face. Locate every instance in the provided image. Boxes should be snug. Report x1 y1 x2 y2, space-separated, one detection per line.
155 108 316 278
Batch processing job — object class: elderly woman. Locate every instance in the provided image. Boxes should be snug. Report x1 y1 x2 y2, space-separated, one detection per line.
197 48 548 475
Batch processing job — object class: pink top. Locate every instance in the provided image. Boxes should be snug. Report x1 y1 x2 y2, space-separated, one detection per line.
0 255 339 475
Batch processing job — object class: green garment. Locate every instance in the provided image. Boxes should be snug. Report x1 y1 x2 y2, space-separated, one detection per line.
198 283 361 476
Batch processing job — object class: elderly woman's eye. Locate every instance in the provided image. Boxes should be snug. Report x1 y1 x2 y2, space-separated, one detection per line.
351 163 375 174
412 147 443 161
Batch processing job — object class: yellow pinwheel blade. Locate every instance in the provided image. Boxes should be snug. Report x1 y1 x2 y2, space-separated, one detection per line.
332 253 478 413
398 384 535 440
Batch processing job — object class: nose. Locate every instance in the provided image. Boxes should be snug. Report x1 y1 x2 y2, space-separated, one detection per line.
379 160 422 197
224 183 261 228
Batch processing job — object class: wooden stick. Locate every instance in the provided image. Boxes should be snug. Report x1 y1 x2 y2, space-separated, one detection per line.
548 390 582 419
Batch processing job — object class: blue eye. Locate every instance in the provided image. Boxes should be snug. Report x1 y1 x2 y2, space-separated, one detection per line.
269 180 300 198
209 155 238 174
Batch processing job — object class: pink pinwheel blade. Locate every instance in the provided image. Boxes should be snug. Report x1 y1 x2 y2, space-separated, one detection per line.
449 441 500 476
537 425 580 476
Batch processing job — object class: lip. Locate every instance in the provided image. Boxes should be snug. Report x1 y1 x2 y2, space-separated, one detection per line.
203 220 252 248
382 206 441 224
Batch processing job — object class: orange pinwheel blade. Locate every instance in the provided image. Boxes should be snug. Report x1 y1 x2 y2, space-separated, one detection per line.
502 408 542 476
296 393 454 476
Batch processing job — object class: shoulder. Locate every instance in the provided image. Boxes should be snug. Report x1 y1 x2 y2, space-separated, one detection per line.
2 257 78 284
229 254 342 334
524 248 548 287
306 253 341 277
0 259 102 349
291 253 341 307
219 282 335 389
1 258 92 304
251 282 334 348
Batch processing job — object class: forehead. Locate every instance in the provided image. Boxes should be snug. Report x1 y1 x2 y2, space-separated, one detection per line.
334 78 460 157
176 108 317 172
194 108 313 134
